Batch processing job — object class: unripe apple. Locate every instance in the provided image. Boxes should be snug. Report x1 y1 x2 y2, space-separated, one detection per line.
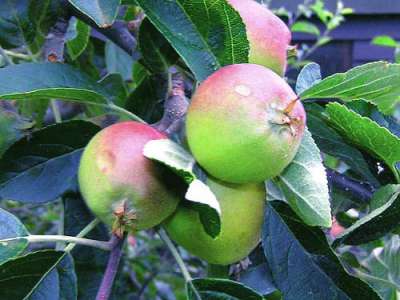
78 121 181 232
228 0 291 76
186 64 305 184
163 177 266 265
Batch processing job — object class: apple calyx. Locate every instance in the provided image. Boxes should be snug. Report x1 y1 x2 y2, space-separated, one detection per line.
267 97 302 137
112 200 138 237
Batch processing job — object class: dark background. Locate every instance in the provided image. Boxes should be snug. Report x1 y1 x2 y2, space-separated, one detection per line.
270 0 400 76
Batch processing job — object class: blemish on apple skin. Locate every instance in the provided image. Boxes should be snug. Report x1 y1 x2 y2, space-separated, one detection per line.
235 85 251 96
97 150 116 173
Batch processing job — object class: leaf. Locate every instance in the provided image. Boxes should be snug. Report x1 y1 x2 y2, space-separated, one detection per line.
239 263 277 296
138 18 179 73
187 278 263 300
63 192 111 299
275 129 332 227
105 40 135 81
66 17 91 60
291 21 320 36
68 0 121 27
333 185 400 247
300 61 400 114
295 63 321 95
135 0 249 81
0 120 100 203
0 250 64 299
144 139 221 238
262 201 382 300
326 103 400 181
357 235 400 299
56 254 78 300
0 109 29 157
0 1 36 49
372 35 398 48
29 268 60 300
0 208 29 264
306 104 379 186
0 63 111 105
29 254 77 300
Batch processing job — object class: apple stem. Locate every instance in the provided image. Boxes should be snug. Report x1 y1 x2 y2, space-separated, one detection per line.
283 96 300 114
96 234 125 300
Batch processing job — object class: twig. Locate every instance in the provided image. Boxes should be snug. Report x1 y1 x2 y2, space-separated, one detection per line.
158 228 192 282
158 228 202 298
96 234 125 300
0 233 112 251
326 169 375 204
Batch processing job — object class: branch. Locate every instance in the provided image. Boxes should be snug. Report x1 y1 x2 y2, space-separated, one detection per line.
67 3 138 57
42 14 70 62
96 234 125 300
152 71 189 136
326 169 375 204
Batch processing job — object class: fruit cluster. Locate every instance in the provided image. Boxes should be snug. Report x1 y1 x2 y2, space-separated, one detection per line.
78 0 306 266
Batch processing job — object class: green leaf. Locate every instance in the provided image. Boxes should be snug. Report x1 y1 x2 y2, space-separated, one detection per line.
291 21 320 36
66 17 91 60
0 120 100 203
372 35 398 48
0 208 29 264
295 62 321 95
275 129 332 227
326 103 400 181
187 278 263 300
262 201 382 300
0 63 111 105
135 0 249 81
30 254 77 300
0 250 64 299
105 40 134 81
0 1 36 49
144 139 221 238
301 62 400 114
0 109 30 157
306 104 379 186
68 0 121 27
333 185 400 247
138 18 179 73
358 236 400 299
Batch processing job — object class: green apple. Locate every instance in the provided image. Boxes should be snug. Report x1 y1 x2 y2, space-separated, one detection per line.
164 177 266 265
186 63 306 184
228 0 291 76
78 121 181 232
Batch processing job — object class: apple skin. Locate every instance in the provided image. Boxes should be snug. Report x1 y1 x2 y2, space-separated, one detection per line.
163 177 266 265
78 121 181 231
186 64 306 184
228 0 291 76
